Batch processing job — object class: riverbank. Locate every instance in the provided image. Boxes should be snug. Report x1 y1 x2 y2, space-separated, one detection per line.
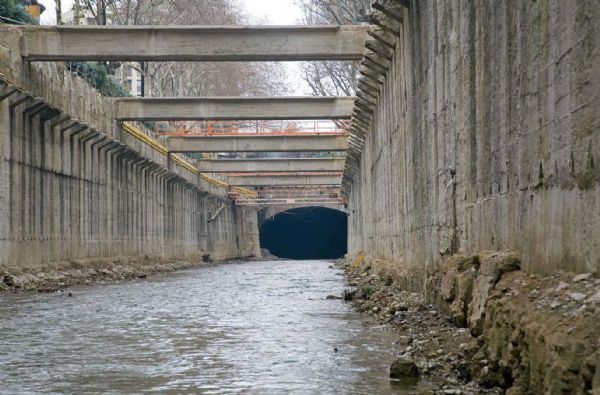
337 252 599 394
0 254 258 293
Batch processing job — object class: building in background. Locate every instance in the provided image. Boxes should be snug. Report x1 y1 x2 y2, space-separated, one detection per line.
114 64 144 97
21 0 45 21
62 6 143 97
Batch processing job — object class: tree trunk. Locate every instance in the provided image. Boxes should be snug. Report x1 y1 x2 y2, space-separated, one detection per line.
55 0 62 25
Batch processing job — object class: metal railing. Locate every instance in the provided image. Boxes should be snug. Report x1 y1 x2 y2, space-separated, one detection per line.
231 186 344 207
156 120 349 136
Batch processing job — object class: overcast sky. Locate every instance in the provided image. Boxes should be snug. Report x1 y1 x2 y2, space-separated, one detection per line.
40 0 303 26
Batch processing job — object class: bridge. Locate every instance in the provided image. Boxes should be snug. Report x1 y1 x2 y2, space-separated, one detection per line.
1 23 386 212
1 25 391 212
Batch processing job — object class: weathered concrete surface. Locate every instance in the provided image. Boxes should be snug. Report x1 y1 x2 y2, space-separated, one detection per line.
340 252 599 393
18 25 368 62
167 134 348 153
116 97 355 120
0 27 261 276
227 174 342 187
348 1 600 275
196 158 346 173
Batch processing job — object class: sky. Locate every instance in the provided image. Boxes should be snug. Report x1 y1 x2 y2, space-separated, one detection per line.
40 0 303 27
242 0 303 25
39 0 309 94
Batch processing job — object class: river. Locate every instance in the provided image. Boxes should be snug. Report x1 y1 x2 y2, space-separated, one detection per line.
0 260 425 394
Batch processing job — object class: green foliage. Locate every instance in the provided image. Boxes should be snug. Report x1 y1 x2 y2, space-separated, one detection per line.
0 0 38 24
360 286 374 300
66 62 129 97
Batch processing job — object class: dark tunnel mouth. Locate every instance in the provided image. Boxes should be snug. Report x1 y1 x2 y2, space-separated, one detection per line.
259 206 348 260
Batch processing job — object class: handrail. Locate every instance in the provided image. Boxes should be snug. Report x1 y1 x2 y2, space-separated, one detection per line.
121 122 257 198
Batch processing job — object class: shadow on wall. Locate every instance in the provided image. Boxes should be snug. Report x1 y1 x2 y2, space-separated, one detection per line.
259 207 348 260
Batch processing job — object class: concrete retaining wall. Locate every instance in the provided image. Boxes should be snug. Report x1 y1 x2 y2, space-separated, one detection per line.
0 26 260 273
348 0 599 275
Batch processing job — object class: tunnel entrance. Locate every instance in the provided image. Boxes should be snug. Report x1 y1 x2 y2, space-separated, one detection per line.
259 207 347 260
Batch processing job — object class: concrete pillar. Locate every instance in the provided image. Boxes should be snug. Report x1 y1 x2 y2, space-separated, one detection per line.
0 96 10 267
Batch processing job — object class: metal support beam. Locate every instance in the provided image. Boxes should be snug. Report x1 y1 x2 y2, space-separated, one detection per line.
197 157 345 173
20 25 369 62
116 96 355 121
167 134 348 153
227 174 342 187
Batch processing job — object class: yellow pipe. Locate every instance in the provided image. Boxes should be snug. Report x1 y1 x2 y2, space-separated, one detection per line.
0 77 257 198
122 122 256 197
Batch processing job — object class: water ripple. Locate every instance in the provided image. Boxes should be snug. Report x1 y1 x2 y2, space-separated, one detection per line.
0 260 411 394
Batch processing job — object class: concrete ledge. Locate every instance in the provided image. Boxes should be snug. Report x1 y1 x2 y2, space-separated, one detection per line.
116 96 355 121
167 134 348 153
196 158 346 173
19 25 369 61
227 174 342 186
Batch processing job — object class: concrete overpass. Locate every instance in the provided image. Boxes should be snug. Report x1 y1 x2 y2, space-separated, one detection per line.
167 134 348 153
116 97 355 121
226 174 342 187
196 158 345 173
18 25 368 62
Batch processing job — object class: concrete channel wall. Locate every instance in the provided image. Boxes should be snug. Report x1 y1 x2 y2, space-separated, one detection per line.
348 1 599 276
0 26 260 274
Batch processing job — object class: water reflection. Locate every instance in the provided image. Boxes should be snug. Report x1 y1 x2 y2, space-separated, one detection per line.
0 260 425 394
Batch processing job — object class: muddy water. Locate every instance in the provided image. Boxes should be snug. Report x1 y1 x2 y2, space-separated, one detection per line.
1 260 422 394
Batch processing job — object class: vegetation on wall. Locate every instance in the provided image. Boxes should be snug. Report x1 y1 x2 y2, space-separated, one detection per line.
0 0 38 24
66 61 129 97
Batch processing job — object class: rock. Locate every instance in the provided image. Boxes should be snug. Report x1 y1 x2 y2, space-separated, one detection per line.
372 306 380 312
2 274 16 287
457 255 481 272
342 289 356 301
390 357 419 379
455 361 472 382
440 264 459 302
570 292 586 301
589 291 600 304
449 269 476 327
572 273 593 282
468 251 520 335
326 294 341 300
556 281 569 291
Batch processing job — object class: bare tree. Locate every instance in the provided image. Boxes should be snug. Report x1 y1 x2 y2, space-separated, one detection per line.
297 0 371 96
135 0 289 98
55 0 62 24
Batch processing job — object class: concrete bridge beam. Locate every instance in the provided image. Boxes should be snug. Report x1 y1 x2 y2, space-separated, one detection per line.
167 134 348 153
196 158 345 173
115 97 355 121
227 174 342 187
19 25 368 62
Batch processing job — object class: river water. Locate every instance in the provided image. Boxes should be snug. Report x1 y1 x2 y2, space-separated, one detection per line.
0 260 423 394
